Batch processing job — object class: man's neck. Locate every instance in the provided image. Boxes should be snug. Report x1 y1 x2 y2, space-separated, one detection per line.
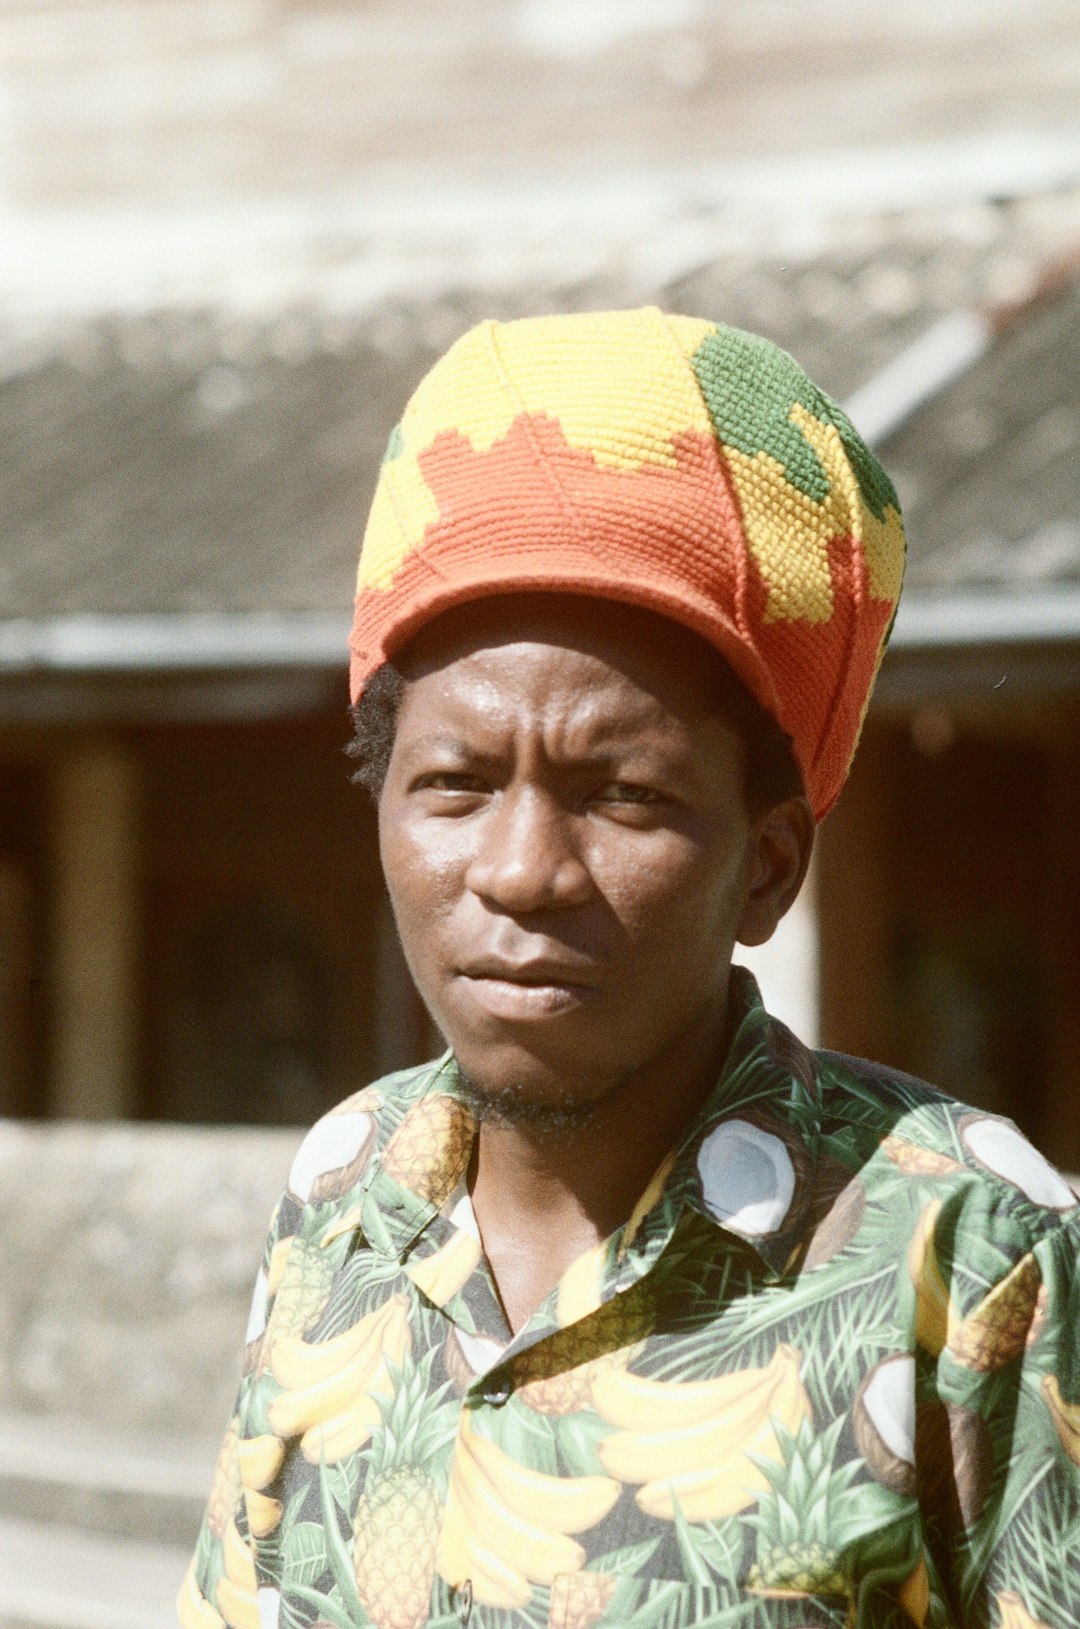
466 986 736 1335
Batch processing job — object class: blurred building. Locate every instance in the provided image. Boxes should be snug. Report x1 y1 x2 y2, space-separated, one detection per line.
2 6 1079 1618
4 219 1079 1179
2 0 1078 1165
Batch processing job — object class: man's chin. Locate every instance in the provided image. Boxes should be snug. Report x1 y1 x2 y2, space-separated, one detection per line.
454 1069 604 1138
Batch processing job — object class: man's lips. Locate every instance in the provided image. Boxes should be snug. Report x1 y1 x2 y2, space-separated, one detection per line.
460 955 598 986
456 957 599 1020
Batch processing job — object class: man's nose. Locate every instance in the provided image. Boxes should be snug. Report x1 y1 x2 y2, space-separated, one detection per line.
464 787 592 913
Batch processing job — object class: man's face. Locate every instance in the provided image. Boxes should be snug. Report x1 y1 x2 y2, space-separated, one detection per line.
378 596 803 1125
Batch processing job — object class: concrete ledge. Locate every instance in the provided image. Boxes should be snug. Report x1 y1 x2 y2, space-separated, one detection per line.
0 1514 189 1629
0 1411 216 1546
0 1119 300 1437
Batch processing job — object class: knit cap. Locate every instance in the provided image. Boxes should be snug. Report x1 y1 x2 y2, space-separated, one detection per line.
349 308 906 817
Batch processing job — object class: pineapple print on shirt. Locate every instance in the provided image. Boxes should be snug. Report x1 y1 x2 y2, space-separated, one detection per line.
181 971 1080 1629
351 1356 458 1629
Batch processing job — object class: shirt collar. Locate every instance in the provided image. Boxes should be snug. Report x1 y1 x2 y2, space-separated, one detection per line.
357 1051 470 1260
356 968 821 1279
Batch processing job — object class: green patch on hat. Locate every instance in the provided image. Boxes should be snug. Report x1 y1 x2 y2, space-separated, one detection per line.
691 326 898 522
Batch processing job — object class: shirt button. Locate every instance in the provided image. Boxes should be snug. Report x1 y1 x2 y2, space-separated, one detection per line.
478 1375 512 1406
455 1578 473 1624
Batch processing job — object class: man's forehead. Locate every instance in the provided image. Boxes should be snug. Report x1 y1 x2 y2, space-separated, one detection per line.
396 659 706 754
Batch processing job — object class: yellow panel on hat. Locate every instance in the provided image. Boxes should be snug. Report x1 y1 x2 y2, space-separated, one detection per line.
662 312 721 361
861 503 906 603
356 447 440 591
790 406 862 530
397 323 514 461
495 309 717 471
394 310 719 474
724 443 838 625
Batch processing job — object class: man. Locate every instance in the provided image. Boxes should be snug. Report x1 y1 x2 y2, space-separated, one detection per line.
180 310 1079 1629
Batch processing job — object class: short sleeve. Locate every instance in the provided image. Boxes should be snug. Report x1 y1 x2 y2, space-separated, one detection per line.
925 1208 1080 1629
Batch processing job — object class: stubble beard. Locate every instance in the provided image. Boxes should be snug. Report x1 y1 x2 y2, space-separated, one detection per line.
454 1069 607 1138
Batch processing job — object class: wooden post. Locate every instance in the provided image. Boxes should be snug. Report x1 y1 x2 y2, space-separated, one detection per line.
0 858 34 1113
817 723 896 1066
1041 718 1080 1174
48 739 140 1118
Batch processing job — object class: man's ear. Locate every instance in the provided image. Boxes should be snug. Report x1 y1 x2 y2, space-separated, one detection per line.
736 797 816 948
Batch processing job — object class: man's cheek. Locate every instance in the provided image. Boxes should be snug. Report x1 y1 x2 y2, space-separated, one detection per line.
607 866 717 943
386 838 459 919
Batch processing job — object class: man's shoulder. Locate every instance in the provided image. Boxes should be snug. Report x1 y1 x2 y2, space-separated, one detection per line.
806 1043 1078 1235
282 1056 449 1207
813 1045 963 1149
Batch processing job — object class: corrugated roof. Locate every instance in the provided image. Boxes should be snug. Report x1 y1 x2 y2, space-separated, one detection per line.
3 191 1078 635
883 268 1080 597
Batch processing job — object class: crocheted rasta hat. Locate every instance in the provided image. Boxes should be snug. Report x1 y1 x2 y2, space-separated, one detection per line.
349 308 906 818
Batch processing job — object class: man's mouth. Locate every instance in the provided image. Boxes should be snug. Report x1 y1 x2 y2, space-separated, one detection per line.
456 957 598 1019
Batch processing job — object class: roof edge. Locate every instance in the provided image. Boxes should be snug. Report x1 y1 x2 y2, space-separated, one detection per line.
889 587 1080 649
1 590 1077 678
0 613 350 674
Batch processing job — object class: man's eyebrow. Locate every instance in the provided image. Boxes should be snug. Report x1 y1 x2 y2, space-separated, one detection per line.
395 731 474 756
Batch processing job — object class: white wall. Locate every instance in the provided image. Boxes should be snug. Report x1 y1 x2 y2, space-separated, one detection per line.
734 861 819 1047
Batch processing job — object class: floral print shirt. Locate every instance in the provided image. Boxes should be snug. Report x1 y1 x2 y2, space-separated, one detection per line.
180 970 1080 1629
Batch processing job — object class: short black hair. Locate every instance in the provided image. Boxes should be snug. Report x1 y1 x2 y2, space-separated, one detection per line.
346 657 803 815
345 662 405 798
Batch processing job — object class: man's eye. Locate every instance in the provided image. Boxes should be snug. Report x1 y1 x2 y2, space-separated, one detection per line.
598 782 660 805
419 772 485 793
